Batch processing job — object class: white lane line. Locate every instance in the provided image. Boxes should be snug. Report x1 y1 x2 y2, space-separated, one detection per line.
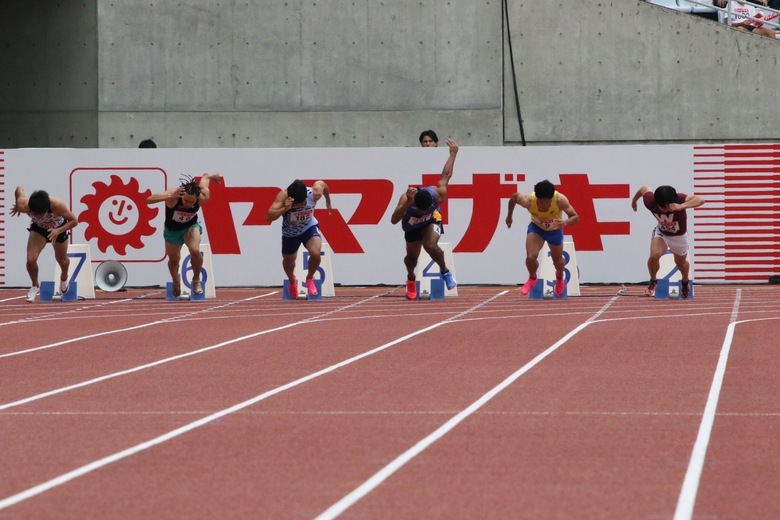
0 291 373 412
0 293 277 359
674 290 742 520
315 295 619 520
0 291 505 510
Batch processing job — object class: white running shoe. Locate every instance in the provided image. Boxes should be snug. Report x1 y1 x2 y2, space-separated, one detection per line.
59 280 69 294
26 286 40 302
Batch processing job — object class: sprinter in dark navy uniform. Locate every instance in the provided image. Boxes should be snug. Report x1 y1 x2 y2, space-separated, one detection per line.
391 139 459 300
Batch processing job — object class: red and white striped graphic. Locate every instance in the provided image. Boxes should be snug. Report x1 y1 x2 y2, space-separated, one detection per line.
693 144 780 282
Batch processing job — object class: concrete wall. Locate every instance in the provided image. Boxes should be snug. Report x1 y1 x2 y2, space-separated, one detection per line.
0 1 98 148
505 1 780 144
1 1 778 148
95 0 503 148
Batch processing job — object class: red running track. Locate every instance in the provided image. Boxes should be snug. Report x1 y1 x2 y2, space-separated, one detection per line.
0 285 778 519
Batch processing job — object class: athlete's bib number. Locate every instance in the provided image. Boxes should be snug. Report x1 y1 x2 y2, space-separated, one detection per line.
172 210 195 223
291 209 313 222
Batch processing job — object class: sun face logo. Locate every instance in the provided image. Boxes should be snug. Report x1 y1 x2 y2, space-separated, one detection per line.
79 175 158 255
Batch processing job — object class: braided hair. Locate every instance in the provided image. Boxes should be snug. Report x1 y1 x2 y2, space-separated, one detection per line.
180 175 202 197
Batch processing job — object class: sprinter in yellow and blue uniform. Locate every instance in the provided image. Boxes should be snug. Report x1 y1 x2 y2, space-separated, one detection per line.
505 180 580 297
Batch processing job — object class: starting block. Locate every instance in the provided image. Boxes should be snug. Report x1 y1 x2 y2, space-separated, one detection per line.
166 282 205 301
283 278 322 301
40 281 78 302
528 278 567 300
655 278 694 300
415 278 445 300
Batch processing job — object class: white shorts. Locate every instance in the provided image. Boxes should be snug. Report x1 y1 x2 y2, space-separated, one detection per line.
652 227 688 256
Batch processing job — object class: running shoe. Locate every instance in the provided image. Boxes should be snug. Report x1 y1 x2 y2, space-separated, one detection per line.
442 271 457 290
59 279 69 295
288 275 298 299
26 285 40 303
406 279 417 300
306 277 318 296
681 280 690 299
644 280 657 297
192 279 203 295
554 277 566 298
520 277 537 295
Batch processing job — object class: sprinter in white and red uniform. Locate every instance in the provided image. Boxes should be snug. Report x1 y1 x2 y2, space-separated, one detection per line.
147 172 221 297
11 186 79 302
391 139 459 300
631 185 705 299
266 179 332 298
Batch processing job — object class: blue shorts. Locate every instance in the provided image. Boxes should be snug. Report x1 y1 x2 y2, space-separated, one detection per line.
164 222 202 246
282 225 321 255
527 222 564 247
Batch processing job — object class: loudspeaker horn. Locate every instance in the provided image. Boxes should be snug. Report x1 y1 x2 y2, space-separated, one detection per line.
94 260 128 292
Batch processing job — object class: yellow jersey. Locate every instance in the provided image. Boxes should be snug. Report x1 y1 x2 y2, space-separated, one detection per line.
529 191 561 229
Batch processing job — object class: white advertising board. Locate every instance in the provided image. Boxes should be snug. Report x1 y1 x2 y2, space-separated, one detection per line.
0 143 760 286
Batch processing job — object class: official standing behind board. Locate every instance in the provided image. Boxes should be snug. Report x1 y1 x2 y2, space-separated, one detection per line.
10 186 79 302
266 179 332 298
391 139 459 300
631 185 704 299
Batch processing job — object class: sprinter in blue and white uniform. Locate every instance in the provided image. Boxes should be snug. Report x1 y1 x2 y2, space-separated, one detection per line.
266 179 332 298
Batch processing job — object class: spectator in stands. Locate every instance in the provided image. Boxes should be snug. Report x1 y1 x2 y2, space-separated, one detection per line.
139 138 157 148
418 130 439 147
717 0 780 37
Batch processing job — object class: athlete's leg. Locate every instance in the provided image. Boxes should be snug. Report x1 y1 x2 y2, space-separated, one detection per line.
673 252 690 280
52 239 70 288
420 224 448 273
281 252 296 279
404 241 423 280
183 225 203 292
303 234 323 280
165 240 182 296
25 231 48 287
524 232 546 279
548 242 566 280
647 236 667 281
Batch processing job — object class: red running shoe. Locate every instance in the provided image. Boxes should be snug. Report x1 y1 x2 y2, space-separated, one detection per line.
644 280 657 297
288 275 298 299
306 277 318 296
554 277 566 297
520 277 537 295
406 279 417 300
